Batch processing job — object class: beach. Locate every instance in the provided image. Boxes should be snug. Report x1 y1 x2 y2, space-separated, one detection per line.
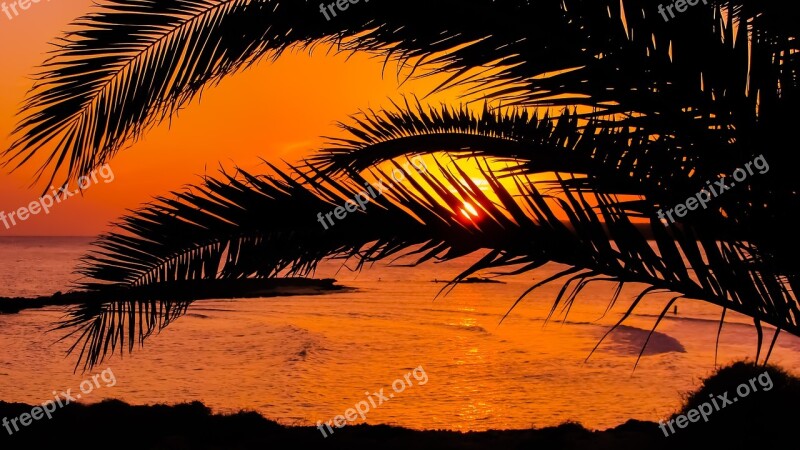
1 360 797 449
1 237 799 433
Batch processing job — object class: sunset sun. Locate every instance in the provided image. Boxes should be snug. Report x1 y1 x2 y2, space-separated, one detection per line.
460 201 480 219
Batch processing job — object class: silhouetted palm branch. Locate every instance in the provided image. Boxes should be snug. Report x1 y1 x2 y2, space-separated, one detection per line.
6 0 797 188
3 0 797 370
61 104 797 370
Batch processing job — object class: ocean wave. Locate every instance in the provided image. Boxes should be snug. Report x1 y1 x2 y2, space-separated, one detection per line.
599 325 686 356
440 322 490 334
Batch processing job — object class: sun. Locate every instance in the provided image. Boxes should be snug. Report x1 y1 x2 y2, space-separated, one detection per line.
460 201 480 220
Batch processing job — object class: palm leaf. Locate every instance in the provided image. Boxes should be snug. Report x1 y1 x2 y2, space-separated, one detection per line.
60 109 798 368
7 0 798 188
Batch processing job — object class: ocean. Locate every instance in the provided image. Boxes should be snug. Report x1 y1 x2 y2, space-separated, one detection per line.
0 236 798 431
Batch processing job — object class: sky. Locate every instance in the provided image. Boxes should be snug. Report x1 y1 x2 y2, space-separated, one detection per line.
0 1 460 236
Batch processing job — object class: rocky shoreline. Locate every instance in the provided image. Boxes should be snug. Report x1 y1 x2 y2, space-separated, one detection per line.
0 362 796 449
0 278 349 314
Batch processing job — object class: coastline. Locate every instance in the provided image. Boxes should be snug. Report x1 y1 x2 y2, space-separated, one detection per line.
0 399 662 449
0 278 351 314
1 362 796 449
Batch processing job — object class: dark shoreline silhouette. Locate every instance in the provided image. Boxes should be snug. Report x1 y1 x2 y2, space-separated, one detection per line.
0 278 349 314
0 362 795 449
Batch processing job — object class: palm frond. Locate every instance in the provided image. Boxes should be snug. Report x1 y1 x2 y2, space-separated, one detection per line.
63 151 798 369
55 297 191 372
2 0 518 187
6 0 793 372
8 0 798 188
314 100 698 194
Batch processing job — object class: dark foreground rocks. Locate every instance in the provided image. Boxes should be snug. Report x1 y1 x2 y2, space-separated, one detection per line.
0 362 795 450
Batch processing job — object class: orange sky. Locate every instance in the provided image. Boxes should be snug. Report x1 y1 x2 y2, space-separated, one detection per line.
0 1 461 236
